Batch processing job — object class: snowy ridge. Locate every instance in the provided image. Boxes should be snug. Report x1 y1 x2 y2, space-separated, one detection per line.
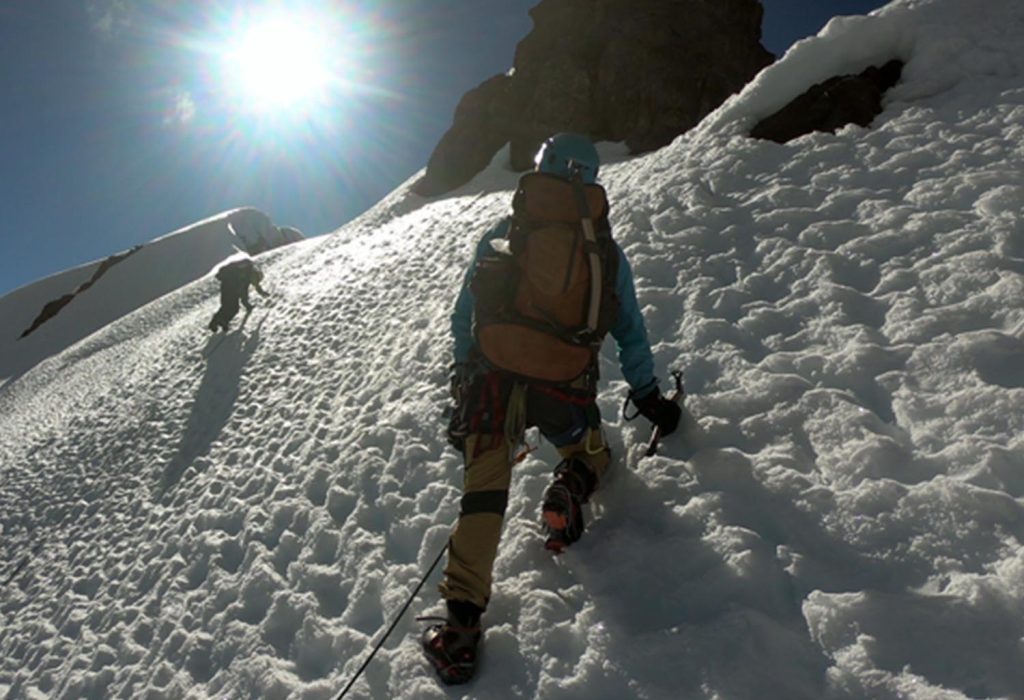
0 207 302 383
701 0 1024 135
2 0 1024 698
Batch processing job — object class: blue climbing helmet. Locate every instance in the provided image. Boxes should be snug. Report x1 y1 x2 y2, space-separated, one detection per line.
534 132 600 184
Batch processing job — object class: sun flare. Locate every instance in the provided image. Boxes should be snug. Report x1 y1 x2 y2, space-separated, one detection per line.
222 13 333 113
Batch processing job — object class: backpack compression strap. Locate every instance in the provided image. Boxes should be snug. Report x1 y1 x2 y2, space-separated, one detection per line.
570 170 602 335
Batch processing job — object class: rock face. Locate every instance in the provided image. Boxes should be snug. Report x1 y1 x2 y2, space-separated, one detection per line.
415 0 773 196
750 59 904 143
19 246 142 339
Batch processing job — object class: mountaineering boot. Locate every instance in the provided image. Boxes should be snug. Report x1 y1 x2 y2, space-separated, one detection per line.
542 458 596 553
421 601 482 685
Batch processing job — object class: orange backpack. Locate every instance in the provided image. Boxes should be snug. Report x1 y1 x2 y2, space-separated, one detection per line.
471 172 619 383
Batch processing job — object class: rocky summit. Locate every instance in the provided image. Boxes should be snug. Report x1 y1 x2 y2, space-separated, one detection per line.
415 0 773 196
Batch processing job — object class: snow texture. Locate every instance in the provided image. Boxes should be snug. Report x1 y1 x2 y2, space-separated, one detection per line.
2 0 1024 698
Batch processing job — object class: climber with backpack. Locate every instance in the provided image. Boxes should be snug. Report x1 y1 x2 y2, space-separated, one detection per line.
208 256 269 332
422 133 682 684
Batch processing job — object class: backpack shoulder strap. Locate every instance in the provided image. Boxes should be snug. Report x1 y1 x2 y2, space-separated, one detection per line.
569 177 603 334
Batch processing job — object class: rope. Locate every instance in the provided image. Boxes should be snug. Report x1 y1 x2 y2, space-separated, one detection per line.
335 539 450 699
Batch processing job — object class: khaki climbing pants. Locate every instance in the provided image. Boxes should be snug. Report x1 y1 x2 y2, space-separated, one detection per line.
439 373 611 610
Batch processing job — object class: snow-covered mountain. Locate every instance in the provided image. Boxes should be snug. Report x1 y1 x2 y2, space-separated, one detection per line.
0 207 302 384
2 0 1023 698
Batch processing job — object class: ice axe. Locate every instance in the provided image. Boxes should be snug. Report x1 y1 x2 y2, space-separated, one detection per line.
645 370 684 456
623 369 685 457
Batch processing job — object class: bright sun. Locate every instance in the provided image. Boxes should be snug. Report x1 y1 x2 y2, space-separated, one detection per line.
222 13 333 113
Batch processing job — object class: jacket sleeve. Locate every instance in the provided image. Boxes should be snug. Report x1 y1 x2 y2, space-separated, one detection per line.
610 243 658 398
451 219 511 364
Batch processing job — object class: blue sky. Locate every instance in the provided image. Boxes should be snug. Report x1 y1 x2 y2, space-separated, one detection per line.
0 0 887 297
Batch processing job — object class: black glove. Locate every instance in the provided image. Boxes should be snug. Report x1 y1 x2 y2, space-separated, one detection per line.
632 388 682 437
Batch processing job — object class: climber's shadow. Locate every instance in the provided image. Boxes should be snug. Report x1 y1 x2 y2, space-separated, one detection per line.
158 325 261 494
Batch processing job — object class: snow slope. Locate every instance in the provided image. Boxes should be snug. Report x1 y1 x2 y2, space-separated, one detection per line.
2 0 1024 698
0 208 302 384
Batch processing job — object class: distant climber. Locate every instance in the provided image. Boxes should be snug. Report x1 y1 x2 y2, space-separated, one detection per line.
208 257 268 332
422 133 683 684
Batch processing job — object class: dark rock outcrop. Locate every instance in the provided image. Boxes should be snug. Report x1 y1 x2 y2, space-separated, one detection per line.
415 0 773 196
19 246 142 339
416 75 516 198
750 59 904 144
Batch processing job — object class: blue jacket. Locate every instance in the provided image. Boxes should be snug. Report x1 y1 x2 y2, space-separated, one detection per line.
451 218 658 398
